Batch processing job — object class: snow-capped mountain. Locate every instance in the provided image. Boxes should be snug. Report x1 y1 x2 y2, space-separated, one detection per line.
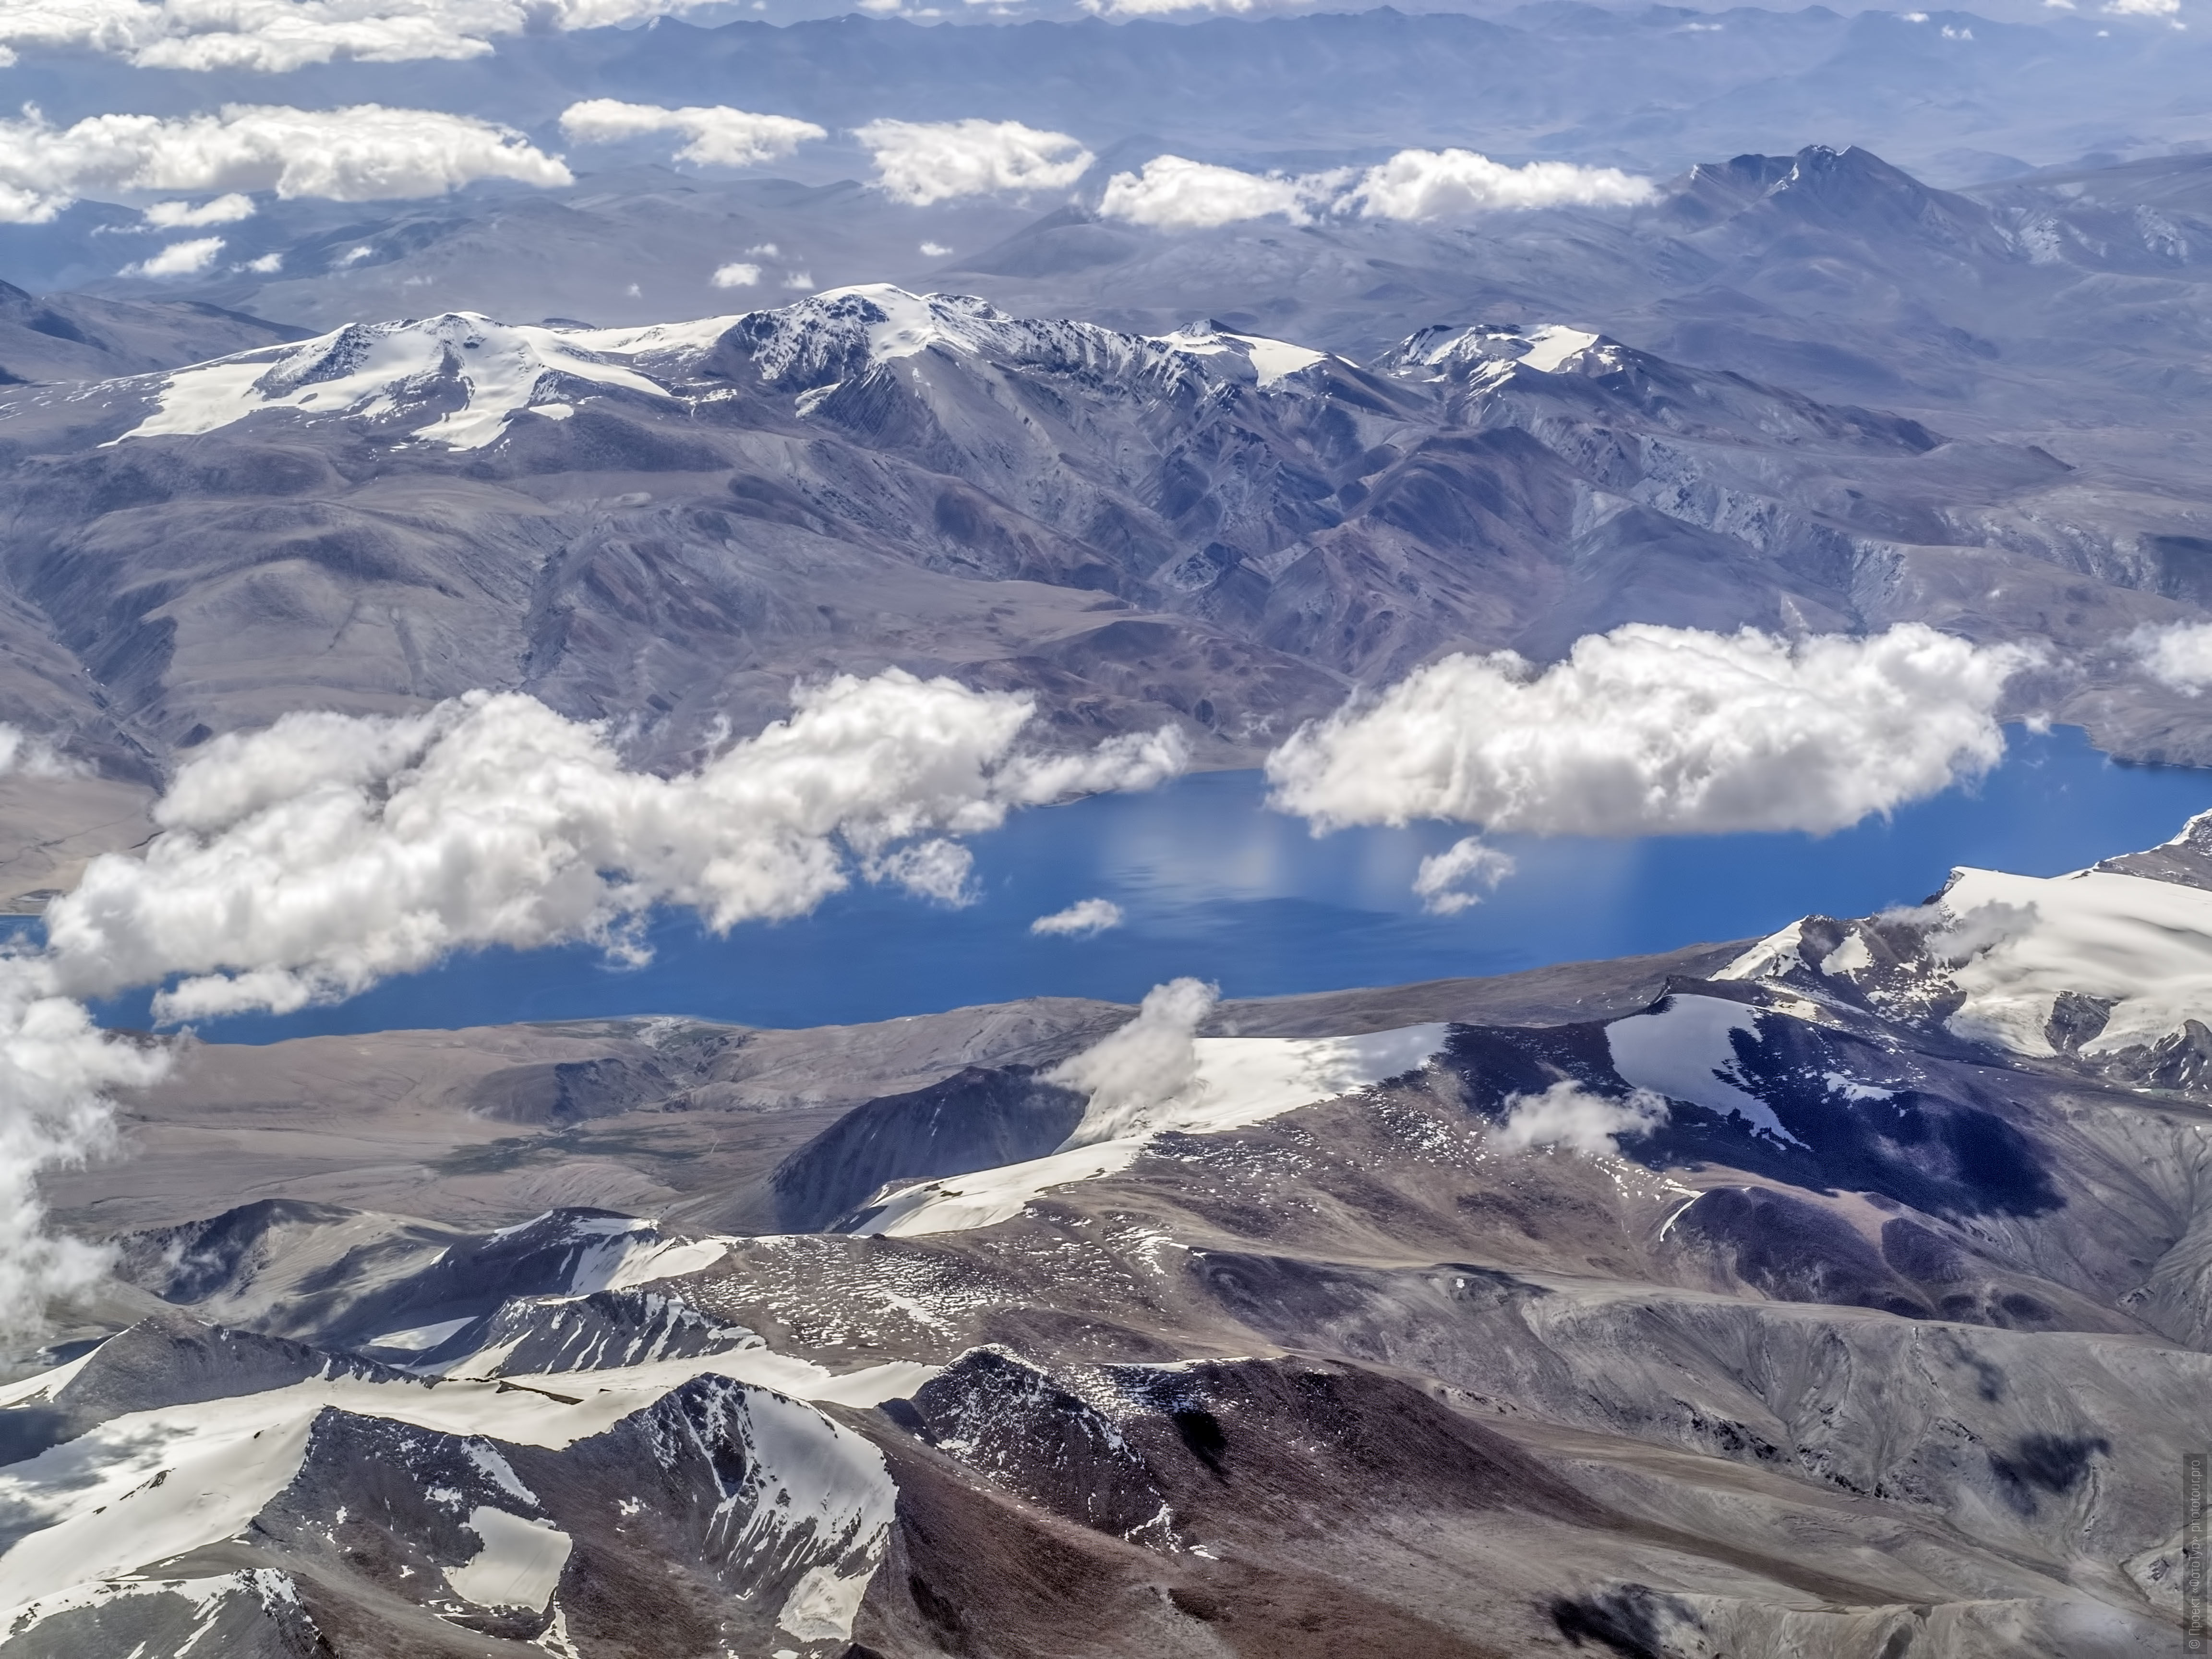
8 813 2212 1656
96 287 1347 454
0 278 2202 829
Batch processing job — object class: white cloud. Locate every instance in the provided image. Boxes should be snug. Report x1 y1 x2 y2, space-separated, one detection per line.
1492 1081 1668 1156
244 250 282 273
0 676 1181 1336
0 723 82 780
1098 148 1656 230
1267 624 2030 839
855 119 1094 206
43 674 1184 1022
1346 149 1658 219
0 0 750 74
711 261 762 289
143 191 254 227
919 240 951 257
0 967 168 1336
1050 977 1216 1146
558 99 825 169
1082 0 1273 14
2131 619 2212 690
0 104 570 225
1031 897 1124 937
0 723 152 1335
862 838 975 905
1099 156 1327 228
121 235 224 276
781 271 815 289
1411 837 1515 914
2105 0 2179 14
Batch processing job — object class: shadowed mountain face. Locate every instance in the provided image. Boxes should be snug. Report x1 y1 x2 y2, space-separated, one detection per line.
767 1065 1088 1233
4 821 2210 1656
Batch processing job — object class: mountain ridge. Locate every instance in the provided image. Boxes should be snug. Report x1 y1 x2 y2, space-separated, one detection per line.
7 813 2212 1656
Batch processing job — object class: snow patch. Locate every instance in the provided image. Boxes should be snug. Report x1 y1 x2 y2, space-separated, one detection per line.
0 1349 930 1620
466 1442 537 1504
114 311 744 452
1517 325 1601 373
365 1316 474 1353
1153 324 1329 387
447 1508 571 1610
1820 934 1874 977
1606 995 1805 1147
855 1025 1446 1237
599 1236 731 1290
1937 864 2212 1056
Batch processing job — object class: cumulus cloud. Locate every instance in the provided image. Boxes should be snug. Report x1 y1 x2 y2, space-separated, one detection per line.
1098 148 1657 230
1412 837 1515 914
1346 148 1658 218
1267 623 2030 841
2131 619 2212 690
121 235 224 277
0 724 146 1334
711 261 762 289
1081 0 1276 14
1050 977 1217 1146
0 724 82 780
0 970 168 1336
1491 1081 1668 1156
1031 897 1124 937
0 0 745 74
143 191 254 227
0 677 1183 1338
44 675 1184 1022
855 119 1094 206
0 104 571 224
559 99 825 169
1098 156 1332 228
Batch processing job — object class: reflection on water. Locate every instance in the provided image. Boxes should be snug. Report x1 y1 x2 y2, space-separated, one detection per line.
96 723 2211 1041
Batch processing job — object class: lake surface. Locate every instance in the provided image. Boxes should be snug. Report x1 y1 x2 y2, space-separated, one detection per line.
96 723 2211 1041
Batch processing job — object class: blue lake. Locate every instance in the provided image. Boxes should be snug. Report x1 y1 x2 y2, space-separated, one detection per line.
93 723 2211 1041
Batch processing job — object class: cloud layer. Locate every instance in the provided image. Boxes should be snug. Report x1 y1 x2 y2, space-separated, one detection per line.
0 104 570 224
1267 623 2029 839
856 119 1094 206
45 674 1182 1021
1099 147 1655 229
560 99 826 168
0 0 730 73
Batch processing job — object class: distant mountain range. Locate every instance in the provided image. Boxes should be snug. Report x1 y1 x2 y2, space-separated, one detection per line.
3 145 2210 819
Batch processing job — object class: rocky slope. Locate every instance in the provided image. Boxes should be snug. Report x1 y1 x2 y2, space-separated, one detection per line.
7 819 2212 1656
